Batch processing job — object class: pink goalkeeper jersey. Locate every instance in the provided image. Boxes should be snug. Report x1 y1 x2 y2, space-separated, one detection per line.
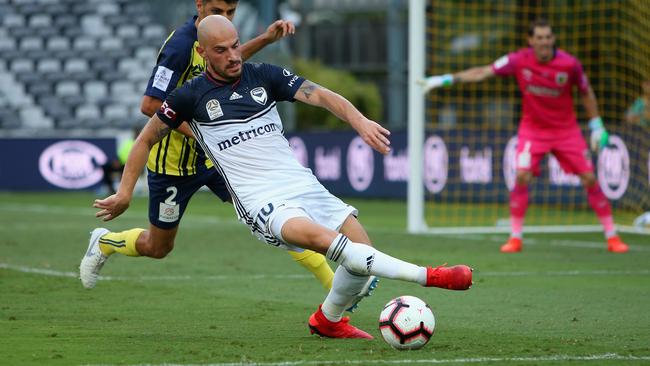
492 48 590 138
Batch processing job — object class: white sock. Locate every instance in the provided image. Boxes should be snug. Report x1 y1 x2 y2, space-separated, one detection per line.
321 266 370 322
326 234 427 285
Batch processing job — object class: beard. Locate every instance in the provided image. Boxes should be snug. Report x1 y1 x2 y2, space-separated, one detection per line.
208 61 242 82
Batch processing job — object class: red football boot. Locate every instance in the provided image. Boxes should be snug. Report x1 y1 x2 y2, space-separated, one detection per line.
607 236 629 253
424 264 473 290
500 237 522 253
308 305 373 339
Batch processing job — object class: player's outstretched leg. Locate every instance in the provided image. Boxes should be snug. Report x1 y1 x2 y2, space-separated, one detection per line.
79 228 110 289
326 233 473 290
308 305 373 339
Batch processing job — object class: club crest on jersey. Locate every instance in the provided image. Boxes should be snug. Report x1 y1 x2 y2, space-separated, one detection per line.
555 72 568 86
250 87 268 105
205 99 223 120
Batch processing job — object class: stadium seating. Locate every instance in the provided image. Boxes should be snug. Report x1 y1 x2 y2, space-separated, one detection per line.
0 0 167 131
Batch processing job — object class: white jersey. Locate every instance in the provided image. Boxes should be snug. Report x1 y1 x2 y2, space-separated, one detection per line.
157 63 334 239
194 103 325 221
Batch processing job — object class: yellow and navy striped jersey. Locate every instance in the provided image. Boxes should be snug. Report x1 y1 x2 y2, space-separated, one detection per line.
144 16 212 176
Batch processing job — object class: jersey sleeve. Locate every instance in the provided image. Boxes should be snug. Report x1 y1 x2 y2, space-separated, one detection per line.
144 32 192 101
492 52 518 77
257 63 305 102
571 58 590 94
155 84 194 129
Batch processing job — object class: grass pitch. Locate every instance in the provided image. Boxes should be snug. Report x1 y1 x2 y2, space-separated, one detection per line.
0 192 649 366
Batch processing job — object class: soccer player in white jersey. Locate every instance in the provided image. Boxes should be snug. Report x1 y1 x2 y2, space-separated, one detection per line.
94 15 473 339
82 0 343 300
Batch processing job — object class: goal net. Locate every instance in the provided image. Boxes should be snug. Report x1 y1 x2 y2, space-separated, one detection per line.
408 0 650 234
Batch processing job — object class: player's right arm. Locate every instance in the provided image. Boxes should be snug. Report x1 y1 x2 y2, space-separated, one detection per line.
420 52 518 92
420 65 495 92
94 115 172 221
452 65 496 84
95 84 193 221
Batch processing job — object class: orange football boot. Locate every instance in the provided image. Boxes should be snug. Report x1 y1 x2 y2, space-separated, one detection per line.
424 264 473 290
308 305 373 339
607 236 629 253
500 237 522 253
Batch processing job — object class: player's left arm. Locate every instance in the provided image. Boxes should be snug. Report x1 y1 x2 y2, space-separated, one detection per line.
239 20 295 61
293 80 391 155
580 84 609 151
580 85 600 120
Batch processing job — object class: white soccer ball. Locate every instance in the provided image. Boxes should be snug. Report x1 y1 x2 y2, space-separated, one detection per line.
378 295 435 350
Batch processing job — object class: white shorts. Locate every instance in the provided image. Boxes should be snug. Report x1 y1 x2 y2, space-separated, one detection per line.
249 190 357 251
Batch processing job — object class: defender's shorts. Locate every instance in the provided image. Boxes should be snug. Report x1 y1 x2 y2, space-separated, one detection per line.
249 189 358 251
515 128 593 177
147 167 230 229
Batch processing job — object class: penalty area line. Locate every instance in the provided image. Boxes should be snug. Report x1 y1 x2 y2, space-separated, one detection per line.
82 353 650 366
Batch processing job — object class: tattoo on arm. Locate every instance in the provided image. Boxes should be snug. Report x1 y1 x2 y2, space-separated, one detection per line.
298 81 321 100
155 126 171 141
147 124 171 148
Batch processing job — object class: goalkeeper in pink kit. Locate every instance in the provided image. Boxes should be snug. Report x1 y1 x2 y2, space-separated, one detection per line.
422 18 628 253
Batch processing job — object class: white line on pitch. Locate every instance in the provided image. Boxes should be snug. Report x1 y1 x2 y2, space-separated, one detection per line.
2 263 649 282
440 234 650 252
82 352 650 365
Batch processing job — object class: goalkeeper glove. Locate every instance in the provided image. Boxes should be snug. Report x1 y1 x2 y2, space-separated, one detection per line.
421 74 454 92
588 117 609 151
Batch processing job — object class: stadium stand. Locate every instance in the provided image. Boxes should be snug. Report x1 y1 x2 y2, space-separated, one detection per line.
0 0 166 133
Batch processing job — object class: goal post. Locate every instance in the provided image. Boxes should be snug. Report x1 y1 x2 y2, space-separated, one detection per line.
407 0 426 234
407 0 650 235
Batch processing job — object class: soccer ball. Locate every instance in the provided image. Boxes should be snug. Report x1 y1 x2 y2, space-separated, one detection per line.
378 295 435 350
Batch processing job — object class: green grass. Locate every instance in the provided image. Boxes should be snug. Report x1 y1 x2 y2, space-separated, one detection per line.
1 192 649 366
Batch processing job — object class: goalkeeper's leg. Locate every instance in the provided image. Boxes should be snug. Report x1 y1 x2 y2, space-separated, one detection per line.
581 172 629 253
554 136 627 253
502 170 533 253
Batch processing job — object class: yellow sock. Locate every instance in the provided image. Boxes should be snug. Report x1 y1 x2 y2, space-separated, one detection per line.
288 250 333 290
98 228 144 257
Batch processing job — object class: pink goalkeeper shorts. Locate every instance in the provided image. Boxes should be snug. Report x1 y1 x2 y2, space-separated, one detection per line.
515 127 593 176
